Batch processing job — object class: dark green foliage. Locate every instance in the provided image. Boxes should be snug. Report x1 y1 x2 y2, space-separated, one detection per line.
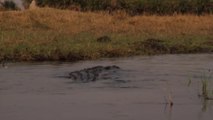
36 0 72 8
14 0 213 14
1 0 18 10
71 0 112 11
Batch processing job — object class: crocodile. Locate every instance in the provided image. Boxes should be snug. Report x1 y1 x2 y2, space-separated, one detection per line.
68 65 120 83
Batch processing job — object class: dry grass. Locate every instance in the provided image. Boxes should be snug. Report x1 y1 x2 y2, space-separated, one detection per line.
1 8 213 36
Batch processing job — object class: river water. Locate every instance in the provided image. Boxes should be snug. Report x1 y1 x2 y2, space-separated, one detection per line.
0 54 213 120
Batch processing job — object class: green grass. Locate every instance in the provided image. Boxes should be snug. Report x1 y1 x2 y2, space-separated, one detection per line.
0 31 212 61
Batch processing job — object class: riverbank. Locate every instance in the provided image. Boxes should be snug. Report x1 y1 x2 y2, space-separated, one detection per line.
0 8 213 61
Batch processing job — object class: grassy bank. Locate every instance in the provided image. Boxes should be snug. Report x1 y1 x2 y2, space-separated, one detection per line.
0 8 213 61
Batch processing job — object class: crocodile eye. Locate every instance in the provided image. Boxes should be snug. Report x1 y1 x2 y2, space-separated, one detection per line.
105 66 111 70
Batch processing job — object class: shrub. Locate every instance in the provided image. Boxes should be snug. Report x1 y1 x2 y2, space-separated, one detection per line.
22 0 213 14
0 0 18 10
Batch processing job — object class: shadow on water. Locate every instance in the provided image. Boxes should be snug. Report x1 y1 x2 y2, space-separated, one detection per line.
0 54 213 120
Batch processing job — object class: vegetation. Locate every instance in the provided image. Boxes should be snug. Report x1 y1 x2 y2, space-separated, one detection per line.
0 0 18 10
200 71 213 100
23 0 213 15
0 8 213 61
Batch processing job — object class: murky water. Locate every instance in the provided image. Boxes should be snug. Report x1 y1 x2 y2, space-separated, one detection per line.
0 54 213 120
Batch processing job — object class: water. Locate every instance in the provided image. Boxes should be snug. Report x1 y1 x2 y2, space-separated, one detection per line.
0 54 213 120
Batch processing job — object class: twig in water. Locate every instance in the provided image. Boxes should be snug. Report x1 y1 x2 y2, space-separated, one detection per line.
1 60 8 69
165 81 174 107
199 71 213 100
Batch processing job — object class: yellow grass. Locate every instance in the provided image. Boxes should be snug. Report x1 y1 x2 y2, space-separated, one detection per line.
0 7 213 37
